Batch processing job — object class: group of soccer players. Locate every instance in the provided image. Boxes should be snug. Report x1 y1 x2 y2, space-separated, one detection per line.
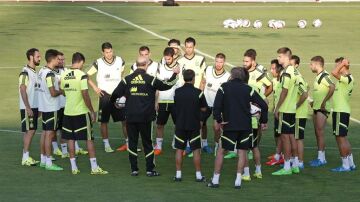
18 36 356 188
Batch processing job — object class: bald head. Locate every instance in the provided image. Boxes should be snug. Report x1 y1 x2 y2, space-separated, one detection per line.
136 56 148 70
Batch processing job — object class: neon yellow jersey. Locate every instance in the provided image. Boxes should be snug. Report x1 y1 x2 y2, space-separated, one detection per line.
248 64 272 99
178 54 206 89
333 74 354 113
272 78 281 110
60 68 89 116
312 70 334 111
296 74 309 118
279 66 298 113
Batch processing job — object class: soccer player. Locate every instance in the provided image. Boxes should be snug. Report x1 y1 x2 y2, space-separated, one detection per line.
110 56 180 177
87 42 127 153
60 52 108 175
160 39 183 64
173 69 208 182
154 47 181 155
19 48 41 166
266 59 284 166
330 57 356 172
201 53 230 155
291 55 309 169
131 46 160 77
240 49 272 180
309 56 335 167
208 67 268 189
178 37 207 155
38 49 63 171
272 47 300 176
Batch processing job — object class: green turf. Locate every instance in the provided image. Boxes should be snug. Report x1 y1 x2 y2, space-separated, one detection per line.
0 2 359 201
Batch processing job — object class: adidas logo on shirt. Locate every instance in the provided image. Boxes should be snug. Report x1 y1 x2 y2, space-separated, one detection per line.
64 71 76 80
131 75 145 84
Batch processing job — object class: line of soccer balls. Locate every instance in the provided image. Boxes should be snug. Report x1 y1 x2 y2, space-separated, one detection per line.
223 19 322 29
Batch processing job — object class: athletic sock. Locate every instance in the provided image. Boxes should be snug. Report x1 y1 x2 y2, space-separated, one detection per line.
40 154 46 164
70 158 78 171
22 151 29 161
318 150 326 162
212 173 220 184
176 170 182 178
255 165 261 174
125 138 129 146
46 156 52 167
274 153 281 161
243 167 250 176
284 159 291 170
342 156 350 169
103 139 110 148
90 158 98 170
196 171 202 179
61 143 68 154
293 156 299 168
52 141 59 152
235 173 242 187
348 153 355 167
201 139 208 147
75 141 80 151
156 138 163 149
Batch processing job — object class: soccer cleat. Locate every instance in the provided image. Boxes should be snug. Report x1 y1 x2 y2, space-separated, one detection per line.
350 165 356 171
253 172 262 179
241 175 251 181
116 144 127 152
331 166 351 172
173 176 182 182
272 168 292 176
91 167 108 175
104 146 114 153
21 157 39 166
292 167 300 174
61 153 70 159
224 152 237 159
72 169 80 175
131 171 139 176
75 148 88 155
248 150 253 160
202 146 213 154
154 149 162 156
45 164 64 171
234 185 241 189
309 159 327 167
207 179 219 188
265 157 284 166
195 176 206 182
187 152 193 158
146 170 160 177
53 148 63 156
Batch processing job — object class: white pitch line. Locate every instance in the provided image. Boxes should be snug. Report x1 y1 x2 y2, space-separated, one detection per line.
1 128 359 150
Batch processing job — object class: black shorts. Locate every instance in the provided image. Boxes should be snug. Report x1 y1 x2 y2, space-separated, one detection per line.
57 108 64 131
62 113 94 141
274 116 280 138
221 130 252 151
20 108 39 132
295 118 307 140
278 112 296 134
332 112 350 137
250 129 258 149
42 111 58 131
174 129 201 151
98 92 125 123
156 103 176 125
200 107 213 126
313 109 330 118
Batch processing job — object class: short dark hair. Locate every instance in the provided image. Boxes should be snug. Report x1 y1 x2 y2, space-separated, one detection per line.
183 69 195 82
231 67 249 83
101 42 112 51
271 59 283 74
185 37 196 46
311 56 324 67
277 47 292 56
72 52 85 64
57 51 64 56
291 55 300 65
45 49 59 63
168 39 180 46
215 53 226 60
163 47 175 56
244 49 257 60
26 48 39 60
335 57 344 63
139 46 150 52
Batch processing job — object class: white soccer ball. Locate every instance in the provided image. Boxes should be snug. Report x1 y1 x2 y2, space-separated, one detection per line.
268 19 277 28
298 20 307 29
313 19 322 28
250 104 261 115
223 18 235 28
253 20 262 29
242 19 251 28
274 20 285 29
236 19 244 27
115 96 126 108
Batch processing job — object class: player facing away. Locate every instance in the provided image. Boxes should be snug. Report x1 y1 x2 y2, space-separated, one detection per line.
272 47 300 176
200 53 230 156
87 42 128 153
60 52 108 175
19 48 41 166
266 59 284 166
154 47 182 155
178 37 207 156
173 69 208 182
38 49 63 171
330 57 356 172
309 56 335 167
290 55 309 170
208 67 268 189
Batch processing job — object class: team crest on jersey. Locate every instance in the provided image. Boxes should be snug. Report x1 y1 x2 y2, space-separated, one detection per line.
130 87 137 93
207 83 212 88
104 74 111 79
